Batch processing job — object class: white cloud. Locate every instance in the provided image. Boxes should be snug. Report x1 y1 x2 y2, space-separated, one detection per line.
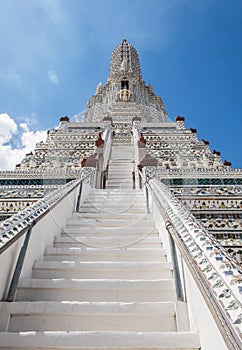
48 70 59 85
20 123 47 150
0 145 26 171
0 113 18 144
0 114 47 170
18 114 39 127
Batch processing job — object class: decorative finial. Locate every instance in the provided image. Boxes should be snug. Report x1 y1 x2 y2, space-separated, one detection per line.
213 150 221 156
176 115 185 122
60 116 70 122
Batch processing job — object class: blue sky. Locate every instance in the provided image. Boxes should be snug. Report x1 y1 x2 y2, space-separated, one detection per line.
0 0 242 169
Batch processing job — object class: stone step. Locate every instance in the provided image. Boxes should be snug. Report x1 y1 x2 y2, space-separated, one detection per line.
62 227 159 236
32 261 173 279
79 200 146 206
106 178 133 182
84 196 145 203
109 160 133 163
43 247 167 262
78 207 146 214
99 179 134 183
106 185 134 189
4 301 176 332
87 193 144 198
107 169 133 172
107 168 132 171
107 177 133 180
0 331 200 349
89 189 143 194
106 176 133 180
107 170 133 173
108 161 133 164
52 241 162 250
72 212 148 220
87 190 144 194
106 179 133 182
108 168 133 171
107 172 133 176
67 223 150 230
107 174 133 177
106 184 133 187
78 206 146 215
86 198 144 203
84 200 144 205
107 173 133 176
110 154 133 157
110 156 133 159
108 171 133 175
16 279 175 302
112 140 132 143
80 202 145 208
65 226 154 232
53 236 163 248
65 218 154 227
110 148 132 150
109 155 133 157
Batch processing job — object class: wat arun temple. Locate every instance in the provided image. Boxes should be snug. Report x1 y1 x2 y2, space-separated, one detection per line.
0 40 241 349
1 39 241 263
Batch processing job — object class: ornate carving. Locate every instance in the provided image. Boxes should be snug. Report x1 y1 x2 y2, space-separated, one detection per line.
144 165 157 181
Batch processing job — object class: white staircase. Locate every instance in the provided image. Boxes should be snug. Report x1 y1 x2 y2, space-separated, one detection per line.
0 140 200 349
106 135 134 189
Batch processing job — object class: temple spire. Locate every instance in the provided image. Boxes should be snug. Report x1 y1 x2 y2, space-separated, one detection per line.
108 39 142 81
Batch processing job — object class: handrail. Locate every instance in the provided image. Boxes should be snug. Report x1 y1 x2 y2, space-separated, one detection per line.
6 222 35 302
103 128 112 173
138 169 184 302
139 170 242 350
132 122 141 189
0 169 95 255
1 168 95 302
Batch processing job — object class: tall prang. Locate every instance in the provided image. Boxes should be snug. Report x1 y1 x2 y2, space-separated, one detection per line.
0 39 241 265
83 39 167 124
0 39 242 350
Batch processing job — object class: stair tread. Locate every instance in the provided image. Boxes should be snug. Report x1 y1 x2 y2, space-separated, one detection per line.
33 260 172 269
3 301 176 314
54 236 163 243
18 278 175 289
0 331 200 348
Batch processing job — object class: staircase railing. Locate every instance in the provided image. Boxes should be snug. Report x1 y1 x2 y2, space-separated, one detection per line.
132 121 141 189
102 127 112 188
103 127 112 171
139 172 242 350
0 168 95 301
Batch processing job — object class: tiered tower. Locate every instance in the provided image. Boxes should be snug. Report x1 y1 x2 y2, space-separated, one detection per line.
0 39 241 350
84 38 166 124
0 39 241 264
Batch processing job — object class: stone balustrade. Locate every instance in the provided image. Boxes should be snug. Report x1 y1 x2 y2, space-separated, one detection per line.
0 168 96 252
148 178 242 345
